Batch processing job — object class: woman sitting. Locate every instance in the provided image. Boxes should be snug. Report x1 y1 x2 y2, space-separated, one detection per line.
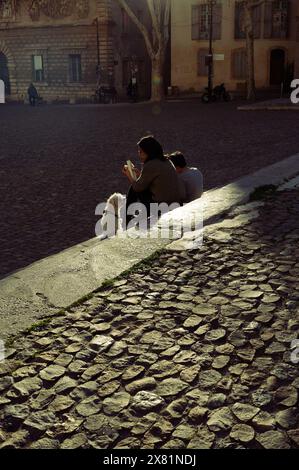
122 136 186 225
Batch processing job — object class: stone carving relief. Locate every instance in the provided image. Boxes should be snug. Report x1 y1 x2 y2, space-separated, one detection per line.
28 0 89 21
0 0 17 20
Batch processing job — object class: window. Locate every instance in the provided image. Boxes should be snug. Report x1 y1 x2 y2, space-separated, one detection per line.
69 55 82 82
264 0 290 39
232 49 247 80
197 49 209 76
32 55 44 82
235 1 262 39
191 3 222 40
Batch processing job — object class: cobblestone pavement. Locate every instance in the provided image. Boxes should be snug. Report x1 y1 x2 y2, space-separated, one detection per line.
1 101 299 278
0 188 298 449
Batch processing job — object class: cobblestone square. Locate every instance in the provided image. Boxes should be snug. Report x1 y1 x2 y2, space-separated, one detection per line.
0 101 298 278
0 188 298 449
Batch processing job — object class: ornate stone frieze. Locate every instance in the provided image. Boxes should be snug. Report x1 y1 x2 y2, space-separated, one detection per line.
28 0 89 21
0 0 17 20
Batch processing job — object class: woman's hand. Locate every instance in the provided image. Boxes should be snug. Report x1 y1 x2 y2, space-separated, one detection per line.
122 164 141 182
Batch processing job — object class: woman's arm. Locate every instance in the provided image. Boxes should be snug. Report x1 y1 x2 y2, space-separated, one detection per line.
131 162 156 193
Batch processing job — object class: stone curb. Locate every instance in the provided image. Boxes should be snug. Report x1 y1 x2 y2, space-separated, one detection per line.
1 153 299 341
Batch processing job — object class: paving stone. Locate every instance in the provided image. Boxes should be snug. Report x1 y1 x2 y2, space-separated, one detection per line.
287 429 299 446
256 430 290 449
61 433 88 449
230 424 255 443
198 370 222 389
125 378 157 394
98 381 120 398
251 389 272 408
180 365 200 383
252 411 275 431
188 406 208 423
24 411 56 434
231 403 260 422
150 418 173 436
164 399 187 419
0 377 14 392
207 407 234 432
274 386 298 407
30 438 60 449
48 396 75 413
89 335 114 352
103 392 131 415
156 378 188 397
212 355 230 369
0 430 29 449
207 394 227 409
275 408 298 429
191 305 217 316
53 376 77 394
187 428 215 449
205 328 226 342
39 365 66 382
131 391 165 412
122 366 145 381
148 361 183 379
172 424 197 441
173 350 197 364
76 398 102 417
81 364 106 381
30 390 55 410
13 377 43 397
48 415 83 438
161 438 186 449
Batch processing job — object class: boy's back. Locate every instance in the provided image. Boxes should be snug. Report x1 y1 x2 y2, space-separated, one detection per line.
180 167 203 203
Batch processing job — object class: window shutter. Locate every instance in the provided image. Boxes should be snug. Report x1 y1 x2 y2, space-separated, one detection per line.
213 3 222 40
233 49 246 80
253 4 262 38
191 5 200 40
264 1 273 38
197 48 209 76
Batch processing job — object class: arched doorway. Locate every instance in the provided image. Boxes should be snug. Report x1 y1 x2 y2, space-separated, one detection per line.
270 49 285 86
0 52 11 95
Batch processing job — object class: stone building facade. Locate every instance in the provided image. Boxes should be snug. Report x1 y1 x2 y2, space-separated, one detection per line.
171 0 298 93
0 0 151 102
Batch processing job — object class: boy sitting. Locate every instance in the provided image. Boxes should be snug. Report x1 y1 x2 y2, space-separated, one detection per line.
169 152 203 203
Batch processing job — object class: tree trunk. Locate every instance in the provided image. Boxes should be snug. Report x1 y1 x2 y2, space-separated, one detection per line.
151 56 164 102
244 5 256 101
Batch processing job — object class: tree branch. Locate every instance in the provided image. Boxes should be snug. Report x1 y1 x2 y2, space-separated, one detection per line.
147 0 162 51
115 0 155 59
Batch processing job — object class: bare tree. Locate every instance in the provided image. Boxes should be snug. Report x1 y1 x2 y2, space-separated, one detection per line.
115 0 170 102
242 1 264 101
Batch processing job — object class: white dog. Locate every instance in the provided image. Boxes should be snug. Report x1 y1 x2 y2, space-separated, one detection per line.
101 192 126 238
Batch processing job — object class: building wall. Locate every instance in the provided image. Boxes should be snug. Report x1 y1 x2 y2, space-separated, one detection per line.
296 4 299 77
0 0 114 101
171 0 298 93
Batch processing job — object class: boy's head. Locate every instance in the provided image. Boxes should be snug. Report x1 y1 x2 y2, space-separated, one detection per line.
169 152 187 174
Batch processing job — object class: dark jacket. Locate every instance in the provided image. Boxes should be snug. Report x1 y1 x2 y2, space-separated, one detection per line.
132 159 186 204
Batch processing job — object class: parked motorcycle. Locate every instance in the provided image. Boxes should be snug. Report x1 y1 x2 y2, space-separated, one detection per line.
201 83 231 103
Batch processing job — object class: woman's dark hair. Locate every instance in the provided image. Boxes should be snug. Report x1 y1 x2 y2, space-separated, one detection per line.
169 151 187 169
137 136 165 162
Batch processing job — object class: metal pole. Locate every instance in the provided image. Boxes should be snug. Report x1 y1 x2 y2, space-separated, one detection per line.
208 0 214 101
96 17 100 77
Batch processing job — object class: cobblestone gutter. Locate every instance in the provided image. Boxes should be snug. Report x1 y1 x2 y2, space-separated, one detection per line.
0 187 298 449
